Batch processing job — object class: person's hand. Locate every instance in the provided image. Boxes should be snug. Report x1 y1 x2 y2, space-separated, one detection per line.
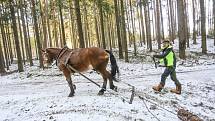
150 52 155 58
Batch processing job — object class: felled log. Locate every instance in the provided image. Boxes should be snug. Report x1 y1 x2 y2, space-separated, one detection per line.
177 109 203 121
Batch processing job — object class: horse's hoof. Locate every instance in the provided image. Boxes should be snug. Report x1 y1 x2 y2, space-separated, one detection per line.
97 91 104 95
111 86 118 92
68 92 74 97
98 89 105 95
113 86 118 92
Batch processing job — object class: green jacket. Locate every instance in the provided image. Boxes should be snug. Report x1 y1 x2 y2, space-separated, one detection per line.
153 45 176 67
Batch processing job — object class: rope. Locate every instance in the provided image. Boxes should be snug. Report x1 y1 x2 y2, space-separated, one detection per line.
141 98 161 121
66 64 132 104
115 76 178 117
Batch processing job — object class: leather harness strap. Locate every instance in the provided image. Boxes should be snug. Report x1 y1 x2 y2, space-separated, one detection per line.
56 46 68 66
64 51 73 66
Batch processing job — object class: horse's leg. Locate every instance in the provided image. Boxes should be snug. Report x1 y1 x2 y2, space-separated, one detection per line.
98 74 107 95
97 69 117 95
62 69 75 97
106 70 117 92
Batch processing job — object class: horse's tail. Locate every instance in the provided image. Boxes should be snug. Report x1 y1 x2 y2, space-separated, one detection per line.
105 50 119 82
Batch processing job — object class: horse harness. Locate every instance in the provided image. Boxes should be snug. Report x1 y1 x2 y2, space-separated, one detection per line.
55 46 76 72
55 46 69 66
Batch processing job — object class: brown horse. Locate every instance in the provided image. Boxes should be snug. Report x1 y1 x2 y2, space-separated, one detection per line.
41 47 119 97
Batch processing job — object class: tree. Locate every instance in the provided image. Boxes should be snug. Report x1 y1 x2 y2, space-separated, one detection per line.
159 0 165 40
9 0 24 72
19 0 33 66
98 0 106 49
177 0 186 59
0 27 6 73
0 11 9 70
113 0 123 59
144 1 152 51
58 0 66 46
120 0 128 62
129 0 137 55
31 0 44 68
74 0 85 48
156 0 161 49
200 0 207 53
192 0 197 44
40 0 48 48
139 1 146 45
213 0 215 46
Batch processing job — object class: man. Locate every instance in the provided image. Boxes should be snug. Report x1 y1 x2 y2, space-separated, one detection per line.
152 40 181 94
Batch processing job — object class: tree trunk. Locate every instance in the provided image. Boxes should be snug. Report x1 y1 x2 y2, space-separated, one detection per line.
17 8 26 65
107 15 113 50
144 1 152 51
184 0 190 48
69 0 76 48
9 0 24 72
20 0 33 66
74 0 85 48
24 1 33 60
159 0 165 40
39 0 48 48
31 0 44 68
0 19 9 70
45 0 52 47
0 38 6 73
139 2 146 45
83 0 90 48
200 0 207 53
213 0 215 46
0 20 6 73
114 0 123 59
120 0 128 62
200 0 207 54
156 0 161 49
177 0 186 59
58 0 66 46
192 0 197 44
98 0 106 49
129 0 137 55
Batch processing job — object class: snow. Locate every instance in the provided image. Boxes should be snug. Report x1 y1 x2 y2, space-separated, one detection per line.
0 38 215 121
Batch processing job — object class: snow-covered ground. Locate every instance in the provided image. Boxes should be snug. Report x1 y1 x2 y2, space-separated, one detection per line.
0 38 215 121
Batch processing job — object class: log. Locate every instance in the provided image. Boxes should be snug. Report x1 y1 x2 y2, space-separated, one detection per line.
177 109 203 121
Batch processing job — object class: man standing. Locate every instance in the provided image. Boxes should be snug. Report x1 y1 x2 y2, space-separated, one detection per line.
152 40 182 94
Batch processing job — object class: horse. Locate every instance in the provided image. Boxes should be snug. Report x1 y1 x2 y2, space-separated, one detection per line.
41 47 119 97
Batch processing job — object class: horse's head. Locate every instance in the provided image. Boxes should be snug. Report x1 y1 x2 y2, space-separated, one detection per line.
41 49 55 67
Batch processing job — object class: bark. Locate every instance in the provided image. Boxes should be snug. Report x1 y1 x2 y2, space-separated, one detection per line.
31 0 44 68
114 0 123 59
120 0 128 62
200 0 207 53
192 0 197 44
74 0 85 48
9 0 24 72
156 0 161 49
177 0 186 59
58 0 66 46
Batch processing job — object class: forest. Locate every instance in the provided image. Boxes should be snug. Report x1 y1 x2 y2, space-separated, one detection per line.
0 0 214 73
0 0 215 121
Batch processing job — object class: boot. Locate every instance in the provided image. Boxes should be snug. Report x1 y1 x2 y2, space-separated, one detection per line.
170 85 181 94
152 83 164 92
